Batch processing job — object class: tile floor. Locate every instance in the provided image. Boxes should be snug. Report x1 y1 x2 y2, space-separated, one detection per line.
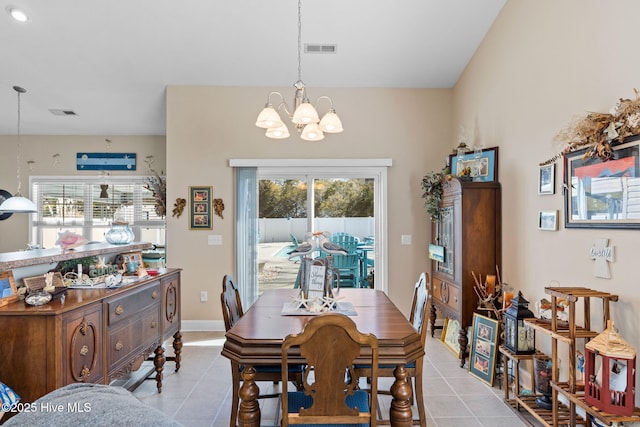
133 331 538 427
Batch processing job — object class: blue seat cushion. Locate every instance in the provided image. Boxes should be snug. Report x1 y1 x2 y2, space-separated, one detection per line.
287 390 370 427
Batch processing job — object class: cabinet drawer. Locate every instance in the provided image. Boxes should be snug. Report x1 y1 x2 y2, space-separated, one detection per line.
432 277 459 312
107 308 160 368
107 282 160 325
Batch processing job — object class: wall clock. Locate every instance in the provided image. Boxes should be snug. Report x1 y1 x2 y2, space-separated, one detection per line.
0 189 14 221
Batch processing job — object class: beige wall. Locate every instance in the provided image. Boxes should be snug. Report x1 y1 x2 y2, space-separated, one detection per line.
166 87 452 323
0 135 165 253
453 0 640 390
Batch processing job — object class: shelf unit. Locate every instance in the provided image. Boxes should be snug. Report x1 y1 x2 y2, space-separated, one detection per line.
521 286 640 427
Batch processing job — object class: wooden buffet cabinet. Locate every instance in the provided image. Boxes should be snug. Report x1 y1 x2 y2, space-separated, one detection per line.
428 177 501 366
0 243 182 404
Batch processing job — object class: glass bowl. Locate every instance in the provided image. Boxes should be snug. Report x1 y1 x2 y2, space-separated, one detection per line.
25 291 52 306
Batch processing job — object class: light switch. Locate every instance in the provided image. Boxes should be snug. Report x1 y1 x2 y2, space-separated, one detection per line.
401 234 412 245
208 235 222 245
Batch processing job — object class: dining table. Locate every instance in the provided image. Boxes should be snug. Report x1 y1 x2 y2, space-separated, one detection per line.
221 288 424 427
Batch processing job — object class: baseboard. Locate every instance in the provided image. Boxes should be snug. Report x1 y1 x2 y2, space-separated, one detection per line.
181 319 225 332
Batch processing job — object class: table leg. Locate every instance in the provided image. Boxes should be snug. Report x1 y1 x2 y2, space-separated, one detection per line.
389 364 413 427
238 365 261 427
172 331 183 372
154 345 165 393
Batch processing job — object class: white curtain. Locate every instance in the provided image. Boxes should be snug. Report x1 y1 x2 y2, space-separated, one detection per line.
235 167 258 308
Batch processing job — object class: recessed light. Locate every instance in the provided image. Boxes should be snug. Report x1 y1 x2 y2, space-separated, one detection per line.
6 6 30 23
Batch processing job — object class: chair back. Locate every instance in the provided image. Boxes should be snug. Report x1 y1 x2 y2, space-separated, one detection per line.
330 233 360 254
409 272 429 344
281 313 378 427
221 274 244 331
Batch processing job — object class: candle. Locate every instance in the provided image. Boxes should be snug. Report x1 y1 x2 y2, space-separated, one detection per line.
77 264 83 277
503 291 514 310
486 275 496 295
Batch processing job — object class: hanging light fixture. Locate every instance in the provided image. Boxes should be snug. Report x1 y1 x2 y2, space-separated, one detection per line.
0 86 37 214
255 0 343 141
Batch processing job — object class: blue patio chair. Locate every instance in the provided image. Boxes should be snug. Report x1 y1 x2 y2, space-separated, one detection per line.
325 233 361 288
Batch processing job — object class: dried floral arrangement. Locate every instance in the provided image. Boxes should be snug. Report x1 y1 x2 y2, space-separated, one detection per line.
541 88 640 165
421 170 446 222
145 169 166 218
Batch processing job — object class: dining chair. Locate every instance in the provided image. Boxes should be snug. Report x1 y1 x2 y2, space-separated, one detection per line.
221 274 303 427
353 272 429 427
281 313 379 427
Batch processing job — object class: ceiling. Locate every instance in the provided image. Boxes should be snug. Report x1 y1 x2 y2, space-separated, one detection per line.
0 0 505 136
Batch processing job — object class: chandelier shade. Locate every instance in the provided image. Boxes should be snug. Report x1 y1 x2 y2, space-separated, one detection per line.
0 86 37 214
256 0 343 141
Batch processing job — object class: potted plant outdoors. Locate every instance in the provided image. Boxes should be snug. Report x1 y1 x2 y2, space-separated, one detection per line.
421 170 446 223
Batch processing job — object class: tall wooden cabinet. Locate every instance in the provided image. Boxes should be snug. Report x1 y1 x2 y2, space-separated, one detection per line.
429 177 501 366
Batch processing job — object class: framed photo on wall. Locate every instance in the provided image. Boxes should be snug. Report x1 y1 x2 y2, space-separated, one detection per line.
538 210 558 231
468 313 499 386
538 164 555 195
189 186 213 230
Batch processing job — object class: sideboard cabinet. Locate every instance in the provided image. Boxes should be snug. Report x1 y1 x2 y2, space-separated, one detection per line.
429 177 501 366
0 269 181 404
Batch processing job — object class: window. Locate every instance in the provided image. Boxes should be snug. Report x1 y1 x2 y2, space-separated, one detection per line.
31 176 165 248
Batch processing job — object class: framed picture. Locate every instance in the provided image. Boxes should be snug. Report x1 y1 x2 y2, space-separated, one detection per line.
0 271 19 307
189 186 213 230
538 210 558 231
468 313 499 386
564 135 640 229
441 318 461 357
538 163 555 195
449 146 499 182
428 243 445 262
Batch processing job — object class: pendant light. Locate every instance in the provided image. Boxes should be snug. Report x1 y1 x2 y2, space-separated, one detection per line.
0 86 38 214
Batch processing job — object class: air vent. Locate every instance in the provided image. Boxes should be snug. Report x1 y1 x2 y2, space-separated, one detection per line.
304 44 337 54
49 109 78 116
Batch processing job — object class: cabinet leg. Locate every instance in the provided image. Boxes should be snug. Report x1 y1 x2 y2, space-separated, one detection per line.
429 304 437 338
458 327 469 368
154 345 165 393
172 330 183 372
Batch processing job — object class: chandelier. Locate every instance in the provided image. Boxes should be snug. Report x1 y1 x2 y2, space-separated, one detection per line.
255 0 343 141
0 86 37 214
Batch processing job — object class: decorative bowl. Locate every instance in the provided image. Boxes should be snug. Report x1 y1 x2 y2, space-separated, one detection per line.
25 291 52 306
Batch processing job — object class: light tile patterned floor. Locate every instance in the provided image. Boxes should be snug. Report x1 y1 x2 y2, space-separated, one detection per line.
133 331 539 427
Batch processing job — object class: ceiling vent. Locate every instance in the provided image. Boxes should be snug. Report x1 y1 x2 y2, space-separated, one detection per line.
304 44 337 54
49 109 78 116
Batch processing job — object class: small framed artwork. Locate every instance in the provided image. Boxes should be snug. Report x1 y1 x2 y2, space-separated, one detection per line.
468 313 499 386
441 318 461 357
449 146 499 182
428 243 445 262
189 186 213 230
538 164 555 195
0 271 19 307
538 210 558 231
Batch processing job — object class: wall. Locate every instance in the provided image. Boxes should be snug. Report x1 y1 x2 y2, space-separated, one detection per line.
166 86 452 324
453 0 640 396
0 135 165 253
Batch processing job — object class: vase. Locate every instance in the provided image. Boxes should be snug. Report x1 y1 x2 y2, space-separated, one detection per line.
105 221 134 245
534 354 553 409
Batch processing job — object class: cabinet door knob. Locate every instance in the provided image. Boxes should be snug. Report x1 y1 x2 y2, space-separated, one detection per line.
80 345 89 356
152 290 159 299
115 341 123 351
151 320 157 329
115 305 124 315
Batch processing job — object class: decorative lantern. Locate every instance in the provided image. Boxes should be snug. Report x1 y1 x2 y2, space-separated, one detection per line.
504 291 536 354
585 320 636 416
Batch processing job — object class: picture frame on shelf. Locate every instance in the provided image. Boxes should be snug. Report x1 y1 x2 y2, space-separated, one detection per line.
449 146 499 182
564 135 640 229
469 313 499 386
189 186 213 230
538 163 555 195
539 210 558 231
0 271 19 308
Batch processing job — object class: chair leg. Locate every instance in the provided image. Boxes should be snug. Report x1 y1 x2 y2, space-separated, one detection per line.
414 360 426 427
230 361 241 427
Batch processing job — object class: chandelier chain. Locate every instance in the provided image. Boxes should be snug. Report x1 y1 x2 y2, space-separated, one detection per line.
16 89 23 195
297 0 302 83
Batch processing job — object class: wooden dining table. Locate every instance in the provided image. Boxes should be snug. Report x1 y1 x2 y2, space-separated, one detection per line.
221 288 424 427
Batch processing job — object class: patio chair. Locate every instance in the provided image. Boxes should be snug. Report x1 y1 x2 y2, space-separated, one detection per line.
221 274 303 427
281 313 379 427
326 233 361 287
353 272 429 427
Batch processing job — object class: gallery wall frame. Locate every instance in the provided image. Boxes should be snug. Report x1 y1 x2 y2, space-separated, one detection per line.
538 163 555 195
539 210 558 231
564 135 640 229
189 186 213 230
468 313 499 386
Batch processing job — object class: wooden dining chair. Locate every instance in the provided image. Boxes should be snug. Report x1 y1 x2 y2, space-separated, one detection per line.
353 272 429 427
221 274 302 427
281 312 379 427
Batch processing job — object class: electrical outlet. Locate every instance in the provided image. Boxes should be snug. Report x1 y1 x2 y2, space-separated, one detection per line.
200 291 208 302
401 234 412 245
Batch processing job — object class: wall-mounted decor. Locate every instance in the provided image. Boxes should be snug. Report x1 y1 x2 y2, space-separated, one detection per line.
189 186 213 230
564 135 640 229
449 146 499 182
0 271 19 307
538 163 555 195
468 313 499 386
538 210 558 231
590 238 615 279
172 198 186 218
213 198 225 219
76 152 136 171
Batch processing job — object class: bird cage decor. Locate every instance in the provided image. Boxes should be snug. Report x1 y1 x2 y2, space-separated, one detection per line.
504 291 536 354
585 320 636 416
